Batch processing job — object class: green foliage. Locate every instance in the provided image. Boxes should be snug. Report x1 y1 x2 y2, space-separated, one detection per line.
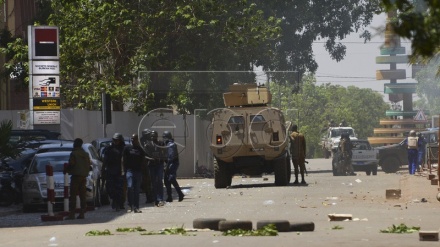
116 226 146 232
332 225 344 230
380 223 420 233
222 224 278 236
414 56 440 115
85 229 113 236
381 0 440 58
0 120 23 161
272 75 388 158
140 226 195 236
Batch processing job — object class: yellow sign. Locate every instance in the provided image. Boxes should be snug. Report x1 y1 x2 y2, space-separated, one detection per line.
33 98 61 110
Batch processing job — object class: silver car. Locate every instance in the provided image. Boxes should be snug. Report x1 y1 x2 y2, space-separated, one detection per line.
22 151 97 212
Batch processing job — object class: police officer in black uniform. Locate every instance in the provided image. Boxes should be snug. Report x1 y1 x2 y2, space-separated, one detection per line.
122 134 145 213
143 130 166 207
140 129 154 204
163 131 184 202
102 133 126 211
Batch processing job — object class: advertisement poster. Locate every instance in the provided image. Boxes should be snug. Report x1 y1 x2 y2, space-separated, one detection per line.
32 75 60 98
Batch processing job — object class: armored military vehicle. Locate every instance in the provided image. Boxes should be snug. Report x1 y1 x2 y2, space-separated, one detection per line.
209 83 291 188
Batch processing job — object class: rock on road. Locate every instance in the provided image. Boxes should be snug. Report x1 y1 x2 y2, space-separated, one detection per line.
0 158 439 247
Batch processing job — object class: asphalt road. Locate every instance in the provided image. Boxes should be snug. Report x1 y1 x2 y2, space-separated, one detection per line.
0 158 439 247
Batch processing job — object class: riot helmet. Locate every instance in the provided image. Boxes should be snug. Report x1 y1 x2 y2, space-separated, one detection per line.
409 130 416 137
142 128 151 137
151 130 158 140
112 132 124 141
163 131 172 140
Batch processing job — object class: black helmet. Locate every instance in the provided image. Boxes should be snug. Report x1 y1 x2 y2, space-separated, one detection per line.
151 130 158 138
131 133 139 141
163 131 172 139
112 132 124 141
142 128 151 136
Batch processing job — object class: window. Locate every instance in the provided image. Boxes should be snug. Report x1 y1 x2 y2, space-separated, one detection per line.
228 116 244 124
250 115 265 123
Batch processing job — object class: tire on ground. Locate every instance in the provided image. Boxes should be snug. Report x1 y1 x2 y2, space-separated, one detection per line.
289 222 315 231
256 220 290 232
218 220 253 231
193 218 226 230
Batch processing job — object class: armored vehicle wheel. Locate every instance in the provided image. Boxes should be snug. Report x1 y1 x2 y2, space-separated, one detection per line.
380 157 400 173
214 158 231 189
274 156 288 186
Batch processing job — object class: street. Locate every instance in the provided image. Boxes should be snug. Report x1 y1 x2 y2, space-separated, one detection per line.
0 158 439 247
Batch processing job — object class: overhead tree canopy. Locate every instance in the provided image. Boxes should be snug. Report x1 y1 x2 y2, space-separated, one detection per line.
382 0 440 59
1 1 382 114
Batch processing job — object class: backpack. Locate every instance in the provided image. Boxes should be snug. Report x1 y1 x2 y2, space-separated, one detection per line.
407 136 418 149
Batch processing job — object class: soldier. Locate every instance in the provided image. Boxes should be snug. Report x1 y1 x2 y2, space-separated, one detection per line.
102 133 126 211
65 138 90 220
163 131 184 202
290 124 307 185
338 133 356 176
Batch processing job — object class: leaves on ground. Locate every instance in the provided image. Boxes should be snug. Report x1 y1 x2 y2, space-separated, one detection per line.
331 225 344 230
221 224 278 236
380 223 420 233
85 229 113 236
116 226 146 232
141 226 195 236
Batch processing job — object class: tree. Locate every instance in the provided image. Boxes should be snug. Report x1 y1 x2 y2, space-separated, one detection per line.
414 56 440 115
48 0 281 113
0 120 22 161
381 0 440 58
271 75 388 157
255 0 382 75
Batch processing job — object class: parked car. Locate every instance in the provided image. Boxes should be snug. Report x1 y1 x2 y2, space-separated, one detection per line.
9 129 61 144
21 151 99 212
332 140 379 176
35 142 107 206
376 129 438 173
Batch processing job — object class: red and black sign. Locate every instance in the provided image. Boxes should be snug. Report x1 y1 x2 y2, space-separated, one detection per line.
34 28 58 57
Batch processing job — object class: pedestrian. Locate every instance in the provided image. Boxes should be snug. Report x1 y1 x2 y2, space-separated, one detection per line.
417 132 427 172
403 130 422 175
102 133 126 211
290 124 307 185
338 133 356 176
143 130 166 207
65 138 90 220
122 134 145 213
163 131 184 202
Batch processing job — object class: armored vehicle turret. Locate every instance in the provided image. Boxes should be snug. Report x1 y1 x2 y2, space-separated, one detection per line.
209 83 291 188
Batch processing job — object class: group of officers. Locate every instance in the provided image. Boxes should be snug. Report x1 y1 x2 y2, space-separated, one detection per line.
101 129 184 213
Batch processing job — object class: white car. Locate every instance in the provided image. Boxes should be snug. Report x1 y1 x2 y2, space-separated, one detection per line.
332 140 378 176
22 151 99 212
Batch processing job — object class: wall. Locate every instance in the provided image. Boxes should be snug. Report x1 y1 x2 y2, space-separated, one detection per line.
0 109 213 178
